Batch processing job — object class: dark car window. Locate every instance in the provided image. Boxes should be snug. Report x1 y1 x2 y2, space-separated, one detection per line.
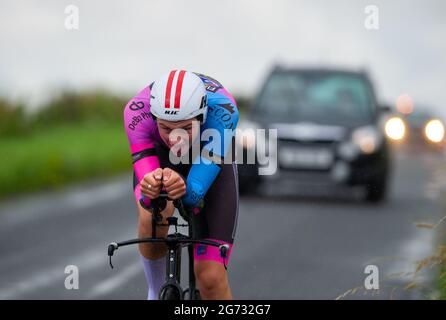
256 72 375 126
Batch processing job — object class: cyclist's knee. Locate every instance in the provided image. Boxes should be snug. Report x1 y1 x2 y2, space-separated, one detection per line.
138 214 153 237
137 207 164 236
195 262 227 293
137 203 173 259
137 201 174 233
139 243 166 260
138 217 168 259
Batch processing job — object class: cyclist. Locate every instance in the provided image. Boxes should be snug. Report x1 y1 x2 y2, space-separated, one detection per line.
123 70 239 300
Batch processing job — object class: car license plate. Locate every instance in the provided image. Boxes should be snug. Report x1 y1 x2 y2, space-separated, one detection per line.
279 147 333 169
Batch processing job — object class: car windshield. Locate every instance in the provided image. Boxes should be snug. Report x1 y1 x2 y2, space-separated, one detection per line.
256 72 375 126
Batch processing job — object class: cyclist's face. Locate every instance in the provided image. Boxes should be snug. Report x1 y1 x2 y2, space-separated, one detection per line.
157 118 200 151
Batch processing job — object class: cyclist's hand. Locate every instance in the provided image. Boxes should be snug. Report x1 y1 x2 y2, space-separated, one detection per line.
140 168 163 199
162 168 186 200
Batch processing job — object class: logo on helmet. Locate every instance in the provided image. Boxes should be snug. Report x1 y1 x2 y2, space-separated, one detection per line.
165 110 179 115
200 96 207 109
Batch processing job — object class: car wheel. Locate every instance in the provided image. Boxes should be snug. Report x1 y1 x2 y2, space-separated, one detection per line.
239 175 261 196
365 175 388 203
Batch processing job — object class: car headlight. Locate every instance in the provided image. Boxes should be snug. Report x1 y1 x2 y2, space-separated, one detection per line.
338 126 382 160
424 119 445 143
384 117 406 141
352 126 381 154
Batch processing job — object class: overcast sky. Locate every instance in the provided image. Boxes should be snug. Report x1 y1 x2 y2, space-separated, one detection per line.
1 0 445 116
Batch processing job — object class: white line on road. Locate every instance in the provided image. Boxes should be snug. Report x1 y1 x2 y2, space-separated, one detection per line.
86 262 143 299
0 243 135 299
0 177 131 227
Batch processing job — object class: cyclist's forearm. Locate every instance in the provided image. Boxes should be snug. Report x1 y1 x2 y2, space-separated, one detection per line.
123 85 162 206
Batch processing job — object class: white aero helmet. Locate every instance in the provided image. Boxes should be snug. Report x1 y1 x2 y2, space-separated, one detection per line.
150 70 208 122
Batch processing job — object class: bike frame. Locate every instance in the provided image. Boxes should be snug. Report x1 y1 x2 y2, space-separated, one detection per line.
107 195 228 300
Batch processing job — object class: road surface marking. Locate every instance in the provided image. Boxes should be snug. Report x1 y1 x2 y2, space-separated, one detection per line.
0 243 135 299
87 262 142 299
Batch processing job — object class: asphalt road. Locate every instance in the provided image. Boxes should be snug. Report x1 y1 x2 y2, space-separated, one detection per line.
0 146 445 300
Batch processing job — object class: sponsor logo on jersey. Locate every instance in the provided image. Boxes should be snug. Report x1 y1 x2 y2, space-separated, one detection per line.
194 72 223 92
129 101 145 111
197 245 207 256
217 103 235 114
127 111 151 131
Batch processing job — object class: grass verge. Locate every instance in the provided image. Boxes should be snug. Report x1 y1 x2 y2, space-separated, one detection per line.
439 266 446 299
0 121 130 198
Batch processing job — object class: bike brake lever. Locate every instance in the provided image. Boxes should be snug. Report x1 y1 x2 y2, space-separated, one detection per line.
150 192 170 212
219 244 230 270
108 242 118 269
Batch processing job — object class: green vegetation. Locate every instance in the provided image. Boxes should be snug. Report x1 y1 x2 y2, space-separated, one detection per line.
434 211 446 299
0 91 129 198
406 219 446 299
440 267 446 299
0 122 128 196
414 220 446 299
0 90 251 198
438 229 446 299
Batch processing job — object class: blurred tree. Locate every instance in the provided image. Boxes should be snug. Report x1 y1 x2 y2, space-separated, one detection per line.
33 90 127 126
0 98 29 137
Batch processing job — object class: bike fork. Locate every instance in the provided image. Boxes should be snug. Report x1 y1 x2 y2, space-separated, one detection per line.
165 242 182 284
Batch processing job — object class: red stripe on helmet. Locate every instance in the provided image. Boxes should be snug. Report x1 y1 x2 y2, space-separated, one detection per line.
165 70 176 108
174 70 186 109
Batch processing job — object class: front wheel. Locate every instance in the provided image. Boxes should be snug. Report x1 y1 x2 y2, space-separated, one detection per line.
182 288 201 300
159 284 182 300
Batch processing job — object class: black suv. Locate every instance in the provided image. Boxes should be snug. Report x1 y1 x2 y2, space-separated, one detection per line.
238 67 391 202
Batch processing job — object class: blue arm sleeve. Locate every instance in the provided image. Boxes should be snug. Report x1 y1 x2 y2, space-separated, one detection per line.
182 160 221 207
182 93 239 207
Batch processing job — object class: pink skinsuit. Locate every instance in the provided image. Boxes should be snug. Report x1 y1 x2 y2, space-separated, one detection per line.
123 73 239 265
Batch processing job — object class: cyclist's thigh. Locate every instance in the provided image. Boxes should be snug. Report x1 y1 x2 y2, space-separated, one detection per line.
193 162 239 265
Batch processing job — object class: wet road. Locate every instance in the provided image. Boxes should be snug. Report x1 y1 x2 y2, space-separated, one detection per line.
0 147 445 299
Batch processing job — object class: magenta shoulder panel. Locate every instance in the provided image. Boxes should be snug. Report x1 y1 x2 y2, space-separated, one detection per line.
123 85 156 146
123 85 161 199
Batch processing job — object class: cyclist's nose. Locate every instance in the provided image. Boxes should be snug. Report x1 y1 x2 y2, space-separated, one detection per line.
169 134 188 147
